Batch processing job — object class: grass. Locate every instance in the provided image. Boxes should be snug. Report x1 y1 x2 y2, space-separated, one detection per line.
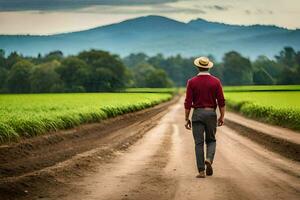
225 89 300 131
125 87 178 94
0 92 173 142
224 85 300 92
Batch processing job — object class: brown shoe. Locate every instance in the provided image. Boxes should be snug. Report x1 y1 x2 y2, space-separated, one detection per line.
205 160 213 176
196 171 206 178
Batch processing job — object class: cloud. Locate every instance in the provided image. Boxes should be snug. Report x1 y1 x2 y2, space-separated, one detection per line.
0 0 181 11
78 3 205 15
205 5 229 11
245 9 274 15
245 10 251 15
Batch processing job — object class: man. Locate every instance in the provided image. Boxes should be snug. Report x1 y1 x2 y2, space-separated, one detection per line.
184 56 225 178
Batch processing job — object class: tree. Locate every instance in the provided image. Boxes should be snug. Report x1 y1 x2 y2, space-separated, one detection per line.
30 61 63 93
131 62 173 88
123 53 148 68
253 68 275 85
277 67 300 85
148 54 189 86
296 51 300 66
210 62 224 82
147 53 164 68
275 47 297 68
6 60 33 93
44 50 64 62
0 68 8 92
223 51 253 85
144 69 174 88
56 57 89 92
79 50 128 91
6 52 22 70
0 49 5 68
253 55 282 81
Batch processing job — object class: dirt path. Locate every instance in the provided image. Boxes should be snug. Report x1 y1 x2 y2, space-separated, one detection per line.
1 96 300 200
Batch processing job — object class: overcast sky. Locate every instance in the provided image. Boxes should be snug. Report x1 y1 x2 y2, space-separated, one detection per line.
0 0 299 35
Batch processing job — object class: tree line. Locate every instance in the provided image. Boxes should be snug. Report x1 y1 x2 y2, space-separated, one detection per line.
124 46 300 86
0 50 124 93
0 47 299 93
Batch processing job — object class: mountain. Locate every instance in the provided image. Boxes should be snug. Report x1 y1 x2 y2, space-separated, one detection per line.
0 15 299 60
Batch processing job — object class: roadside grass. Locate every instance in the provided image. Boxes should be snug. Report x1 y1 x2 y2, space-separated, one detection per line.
225 90 300 131
125 87 178 94
224 85 300 92
0 92 173 142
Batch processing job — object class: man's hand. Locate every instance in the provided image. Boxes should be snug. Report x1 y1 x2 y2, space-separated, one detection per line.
185 119 192 130
218 117 224 126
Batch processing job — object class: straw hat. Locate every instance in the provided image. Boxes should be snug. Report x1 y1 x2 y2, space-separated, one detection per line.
194 56 214 68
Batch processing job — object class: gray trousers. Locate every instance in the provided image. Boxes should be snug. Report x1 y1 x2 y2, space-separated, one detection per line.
191 108 217 172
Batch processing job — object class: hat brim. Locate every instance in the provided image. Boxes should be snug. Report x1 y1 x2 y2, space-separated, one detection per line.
194 57 214 68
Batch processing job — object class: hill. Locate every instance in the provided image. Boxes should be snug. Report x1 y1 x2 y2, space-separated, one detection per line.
0 15 299 60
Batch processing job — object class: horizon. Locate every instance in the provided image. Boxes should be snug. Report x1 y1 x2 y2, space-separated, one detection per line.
0 0 299 35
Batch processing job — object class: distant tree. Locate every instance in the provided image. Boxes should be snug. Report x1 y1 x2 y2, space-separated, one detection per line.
131 63 151 87
0 49 4 57
6 52 22 70
123 53 148 68
210 62 224 81
124 53 198 86
148 54 185 86
296 51 300 66
56 57 89 92
44 50 64 62
30 61 63 93
0 68 8 92
132 62 173 88
147 53 165 68
253 55 283 81
253 68 275 85
275 47 297 68
223 51 253 85
78 50 128 91
144 68 174 88
0 49 5 67
277 67 300 85
0 49 6 91
6 60 33 93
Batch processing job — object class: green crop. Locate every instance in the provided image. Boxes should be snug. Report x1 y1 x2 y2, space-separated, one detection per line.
224 85 300 92
0 93 173 142
225 90 300 131
125 87 178 94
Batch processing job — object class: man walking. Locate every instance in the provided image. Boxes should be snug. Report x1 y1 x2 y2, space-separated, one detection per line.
184 56 225 178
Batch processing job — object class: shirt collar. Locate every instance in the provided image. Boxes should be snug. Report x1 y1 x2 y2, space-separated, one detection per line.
197 72 210 76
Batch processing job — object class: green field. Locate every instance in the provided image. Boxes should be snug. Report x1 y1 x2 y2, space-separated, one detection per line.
125 87 178 94
225 86 300 131
224 85 300 92
0 93 173 142
225 92 300 110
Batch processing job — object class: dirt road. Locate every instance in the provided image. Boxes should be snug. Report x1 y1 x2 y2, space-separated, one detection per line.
1 96 300 200
55 97 300 200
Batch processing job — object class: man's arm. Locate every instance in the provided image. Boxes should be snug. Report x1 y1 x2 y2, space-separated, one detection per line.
185 108 191 121
185 108 191 130
216 81 225 126
184 80 192 130
218 106 225 126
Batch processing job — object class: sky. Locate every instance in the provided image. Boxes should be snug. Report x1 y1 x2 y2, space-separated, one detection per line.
0 0 299 35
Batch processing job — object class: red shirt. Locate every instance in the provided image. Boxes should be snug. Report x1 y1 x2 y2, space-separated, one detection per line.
184 73 225 110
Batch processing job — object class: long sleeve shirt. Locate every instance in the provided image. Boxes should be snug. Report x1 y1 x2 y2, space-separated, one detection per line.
184 73 225 110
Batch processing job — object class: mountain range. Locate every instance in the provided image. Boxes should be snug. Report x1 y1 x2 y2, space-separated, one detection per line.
1 15 300 60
